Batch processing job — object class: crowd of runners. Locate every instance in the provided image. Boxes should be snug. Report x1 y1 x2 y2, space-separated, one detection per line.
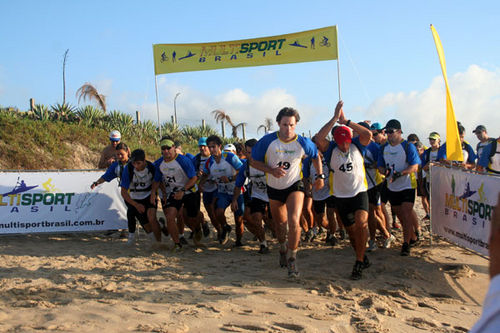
92 101 499 280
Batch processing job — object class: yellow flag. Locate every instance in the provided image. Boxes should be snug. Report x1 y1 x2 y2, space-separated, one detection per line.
153 26 338 75
430 25 463 161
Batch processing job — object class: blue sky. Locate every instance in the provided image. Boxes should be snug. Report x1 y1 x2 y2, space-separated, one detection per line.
1 1 499 143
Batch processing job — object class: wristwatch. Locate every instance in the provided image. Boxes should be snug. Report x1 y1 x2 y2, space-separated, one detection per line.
315 174 326 180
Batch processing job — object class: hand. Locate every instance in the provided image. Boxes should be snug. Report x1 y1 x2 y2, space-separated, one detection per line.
90 181 98 190
271 165 287 178
230 200 238 212
313 178 324 191
220 176 230 183
338 108 347 125
136 203 145 214
391 171 402 182
334 100 344 119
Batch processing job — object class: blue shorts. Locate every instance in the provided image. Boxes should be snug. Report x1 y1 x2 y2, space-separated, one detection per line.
202 190 217 206
216 192 244 217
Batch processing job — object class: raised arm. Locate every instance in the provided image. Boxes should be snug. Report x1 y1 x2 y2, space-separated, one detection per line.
315 100 343 152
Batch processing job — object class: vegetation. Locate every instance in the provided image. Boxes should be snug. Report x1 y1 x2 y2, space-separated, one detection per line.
0 105 242 170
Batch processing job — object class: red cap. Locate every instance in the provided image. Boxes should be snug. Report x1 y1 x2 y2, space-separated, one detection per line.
333 126 352 145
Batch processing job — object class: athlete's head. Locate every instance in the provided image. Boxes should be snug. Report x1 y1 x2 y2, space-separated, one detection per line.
207 135 222 157
457 121 466 143
333 126 352 153
233 142 246 159
276 107 299 140
244 139 258 156
407 133 419 145
428 132 440 148
198 137 210 156
160 138 176 160
415 141 425 155
115 142 130 163
384 119 402 145
473 125 488 142
109 130 121 147
355 122 371 139
130 149 146 171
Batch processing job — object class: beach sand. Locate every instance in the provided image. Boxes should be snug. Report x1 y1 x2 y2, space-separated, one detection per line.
0 204 489 333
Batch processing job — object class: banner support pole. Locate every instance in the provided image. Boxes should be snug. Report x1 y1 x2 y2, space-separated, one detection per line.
336 25 342 100
154 75 162 138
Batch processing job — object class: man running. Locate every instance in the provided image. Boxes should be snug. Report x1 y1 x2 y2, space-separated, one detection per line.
152 138 201 250
252 107 323 278
377 119 421 256
316 101 372 279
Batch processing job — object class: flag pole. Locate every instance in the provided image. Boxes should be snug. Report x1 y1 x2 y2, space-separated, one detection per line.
336 25 342 100
154 75 162 138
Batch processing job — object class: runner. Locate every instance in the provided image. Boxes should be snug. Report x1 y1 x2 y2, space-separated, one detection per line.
120 149 162 247
152 138 201 250
252 106 324 278
377 119 421 256
437 121 477 169
316 101 372 279
358 122 394 251
473 125 495 159
98 130 121 169
421 132 441 203
224 143 246 247
231 139 271 254
200 135 243 244
192 137 216 238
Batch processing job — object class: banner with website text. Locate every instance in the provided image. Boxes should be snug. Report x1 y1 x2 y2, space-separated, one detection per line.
0 171 127 234
430 165 499 256
153 26 338 75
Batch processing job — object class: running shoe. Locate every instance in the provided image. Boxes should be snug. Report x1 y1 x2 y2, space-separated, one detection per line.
233 240 243 247
172 243 182 252
158 218 169 237
304 229 313 242
127 232 136 245
383 234 396 249
193 229 203 246
202 222 210 237
351 260 363 280
392 222 401 229
367 240 377 252
401 242 410 256
179 236 188 245
287 258 299 278
339 229 346 240
258 244 270 254
362 255 371 269
279 251 287 268
423 214 430 221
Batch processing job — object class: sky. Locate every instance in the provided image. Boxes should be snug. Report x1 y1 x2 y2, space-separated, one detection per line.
1 0 499 145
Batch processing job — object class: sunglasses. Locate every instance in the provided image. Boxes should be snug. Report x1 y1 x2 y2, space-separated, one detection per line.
373 132 380 137
385 128 397 134
161 145 173 151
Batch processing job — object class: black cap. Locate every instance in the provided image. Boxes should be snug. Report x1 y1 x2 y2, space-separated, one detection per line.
384 119 401 130
473 125 486 133
130 149 146 162
357 121 371 130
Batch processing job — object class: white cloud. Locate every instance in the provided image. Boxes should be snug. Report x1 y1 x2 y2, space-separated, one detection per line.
360 65 500 144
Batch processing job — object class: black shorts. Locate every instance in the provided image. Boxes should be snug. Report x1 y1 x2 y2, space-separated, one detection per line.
367 186 381 206
334 191 369 228
379 180 389 204
249 197 268 215
165 192 201 218
267 180 304 204
387 188 416 206
125 197 157 228
424 179 430 199
312 196 336 215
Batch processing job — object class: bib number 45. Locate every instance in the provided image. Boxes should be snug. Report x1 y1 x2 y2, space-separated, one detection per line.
339 162 353 172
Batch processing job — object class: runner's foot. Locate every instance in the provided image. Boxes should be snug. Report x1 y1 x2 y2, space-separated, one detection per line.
287 258 299 278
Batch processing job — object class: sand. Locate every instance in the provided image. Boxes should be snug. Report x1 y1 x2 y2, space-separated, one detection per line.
0 204 489 333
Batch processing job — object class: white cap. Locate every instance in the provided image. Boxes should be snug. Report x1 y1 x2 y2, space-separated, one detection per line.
223 144 236 153
109 130 121 142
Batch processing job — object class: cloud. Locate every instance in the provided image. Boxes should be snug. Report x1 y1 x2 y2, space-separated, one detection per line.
360 65 500 143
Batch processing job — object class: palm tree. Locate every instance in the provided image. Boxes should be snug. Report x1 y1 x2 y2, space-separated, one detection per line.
257 117 274 134
76 83 106 112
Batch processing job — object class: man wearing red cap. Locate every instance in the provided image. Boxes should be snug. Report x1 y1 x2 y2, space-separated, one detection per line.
315 101 373 280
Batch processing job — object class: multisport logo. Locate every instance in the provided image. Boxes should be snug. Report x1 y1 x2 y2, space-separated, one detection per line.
0 177 75 213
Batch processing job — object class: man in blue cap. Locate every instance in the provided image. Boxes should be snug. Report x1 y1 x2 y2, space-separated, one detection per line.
193 137 216 237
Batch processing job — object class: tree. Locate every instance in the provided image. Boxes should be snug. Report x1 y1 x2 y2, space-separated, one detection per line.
62 49 69 105
76 83 106 112
257 117 274 134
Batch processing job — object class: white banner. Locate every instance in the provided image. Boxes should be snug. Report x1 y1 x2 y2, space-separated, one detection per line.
0 171 127 234
430 165 500 256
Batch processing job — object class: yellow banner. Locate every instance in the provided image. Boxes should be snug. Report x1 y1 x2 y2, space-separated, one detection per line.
430 24 463 162
153 26 338 75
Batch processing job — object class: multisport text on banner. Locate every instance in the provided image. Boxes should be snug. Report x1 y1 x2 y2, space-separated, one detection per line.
153 26 338 75
0 171 127 234
430 165 499 256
